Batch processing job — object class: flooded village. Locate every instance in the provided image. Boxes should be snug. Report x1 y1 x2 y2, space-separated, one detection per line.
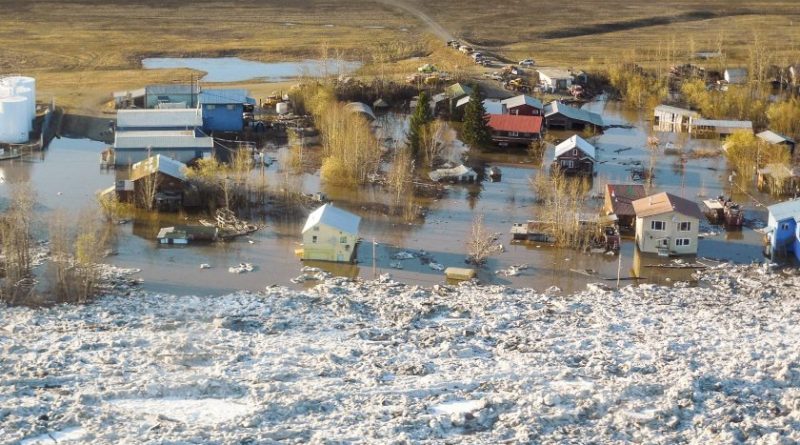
2 48 800 298
8 2 800 444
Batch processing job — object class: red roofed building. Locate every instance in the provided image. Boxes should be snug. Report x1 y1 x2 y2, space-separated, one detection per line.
486 114 543 146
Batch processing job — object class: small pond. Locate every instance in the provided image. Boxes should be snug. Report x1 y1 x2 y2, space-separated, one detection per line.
142 57 362 82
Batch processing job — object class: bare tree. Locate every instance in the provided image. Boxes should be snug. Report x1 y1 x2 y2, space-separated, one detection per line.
387 146 415 204
419 119 448 167
0 184 36 304
137 166 161 211
466 213 502 266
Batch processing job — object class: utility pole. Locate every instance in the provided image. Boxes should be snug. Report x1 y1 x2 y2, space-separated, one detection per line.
372 238 377 279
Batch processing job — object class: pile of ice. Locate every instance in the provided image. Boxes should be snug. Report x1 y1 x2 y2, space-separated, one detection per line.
2 264 800 443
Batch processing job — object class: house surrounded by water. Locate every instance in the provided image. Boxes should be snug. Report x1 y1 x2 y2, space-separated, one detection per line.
199 89 254 132
543 101 603 132
486 114 543 146
301 204 361 263
765 198 800 261
632 192 703 256
553 134 596 175
653 105 700 132
604 184 646 229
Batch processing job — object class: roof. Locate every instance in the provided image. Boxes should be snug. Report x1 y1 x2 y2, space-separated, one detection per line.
544 101 604 127
344 102 376 120
428 164 476 182
146 84 196 95
632 192 704 219
501 94 543 110
767 199 800 223
654 104 700 117
757 130 796 145
692 119 752 129
303 204 361 234
553 134 596 160
117 109 202 129
114 130 215 150
487 114 543 134
199 88 251 105
445 83 473 99
454 97 503 114
130 154 187 182
537 68 574 80
606 184 647 216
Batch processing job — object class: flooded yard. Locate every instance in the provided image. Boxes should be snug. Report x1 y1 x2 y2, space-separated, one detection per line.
142 57 362 82
0 100 780 296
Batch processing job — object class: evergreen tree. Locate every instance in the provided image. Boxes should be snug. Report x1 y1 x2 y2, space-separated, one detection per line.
462 85 491 148
408 91 433 158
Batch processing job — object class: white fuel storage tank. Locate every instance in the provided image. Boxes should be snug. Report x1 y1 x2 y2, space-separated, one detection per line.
0 96 31 143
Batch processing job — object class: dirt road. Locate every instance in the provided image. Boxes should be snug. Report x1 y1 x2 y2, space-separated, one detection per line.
374 0 455 41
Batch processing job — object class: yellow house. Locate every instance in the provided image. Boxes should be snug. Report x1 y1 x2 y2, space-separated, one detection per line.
632 192 703 256
301 204 361 263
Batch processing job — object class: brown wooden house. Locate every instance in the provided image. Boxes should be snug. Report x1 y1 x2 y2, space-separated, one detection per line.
552 134 596 175
604 184 646 229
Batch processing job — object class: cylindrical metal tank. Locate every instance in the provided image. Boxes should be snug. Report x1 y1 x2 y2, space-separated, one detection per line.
1 76 36 119
0 96 31 143
15 86 35 125
276 101 289 114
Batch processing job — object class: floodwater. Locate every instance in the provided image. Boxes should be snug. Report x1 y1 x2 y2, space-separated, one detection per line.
141 57 362 82
0 101 783 297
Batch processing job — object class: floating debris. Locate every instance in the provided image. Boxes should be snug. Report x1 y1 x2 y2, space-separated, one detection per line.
228 263 255 274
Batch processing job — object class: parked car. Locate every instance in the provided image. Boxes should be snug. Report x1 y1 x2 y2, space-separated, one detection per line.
447 40 459 47
471 52 483 60
519 59 535 67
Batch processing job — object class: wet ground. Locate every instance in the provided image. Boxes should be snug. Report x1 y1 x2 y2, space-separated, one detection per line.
0 101 781 296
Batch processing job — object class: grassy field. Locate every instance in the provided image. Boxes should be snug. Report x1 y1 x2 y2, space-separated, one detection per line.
3 0 800 116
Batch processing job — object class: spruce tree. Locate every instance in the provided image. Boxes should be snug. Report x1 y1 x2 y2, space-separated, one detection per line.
408 91 433 158
462 85 491 148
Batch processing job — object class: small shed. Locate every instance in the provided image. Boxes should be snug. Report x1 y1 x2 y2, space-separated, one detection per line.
129 154 188 211
544 101 604 132
756 130 796 156
486 114 543 146
500 95 544 116
765 199 800 260
199 89 253 132
536 68 574 92
689 119 752 136
553 134 596 175
604 184 646 229
302 204 361 263
633 192 703 256
653 105 700 132
757 164 800 195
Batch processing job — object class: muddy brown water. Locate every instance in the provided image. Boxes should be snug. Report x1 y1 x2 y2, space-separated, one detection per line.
0 102 780 296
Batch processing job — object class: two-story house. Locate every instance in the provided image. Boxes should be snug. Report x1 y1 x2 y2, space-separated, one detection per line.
765 199 800 261
632 192 703 256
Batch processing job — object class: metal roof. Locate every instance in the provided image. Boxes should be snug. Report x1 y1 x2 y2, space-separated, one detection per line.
445 83 473 99
537 68 574 80
344 102 376 120
130 154 187 182
455 97 503 114
544 101 604 127
487 114 543 133
654 104 700 117
146 84 196 95
554 134 596 160
757 130 795 145
199 89 251 105
302 204 361 235
767 198 800 223
606 184 647 216
632 192 704 219
501 94 543 110
428 164 476 182
117 109 202 129
692 119 752 129
114 130 214 150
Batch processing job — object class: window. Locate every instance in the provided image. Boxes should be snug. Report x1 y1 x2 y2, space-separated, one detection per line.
572 149 578 156
312 235 318 243
676 238 691 246
651 220 666 231
340 236 348 244
206 104 216 110
345 245 351 251
678 222 692 231
226 104 235 110
509 131 519 137
781 223 791 230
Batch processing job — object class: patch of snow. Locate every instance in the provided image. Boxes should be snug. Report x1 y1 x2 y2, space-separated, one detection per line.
19 426 86 444
430 399 485 416
108 398 256 426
